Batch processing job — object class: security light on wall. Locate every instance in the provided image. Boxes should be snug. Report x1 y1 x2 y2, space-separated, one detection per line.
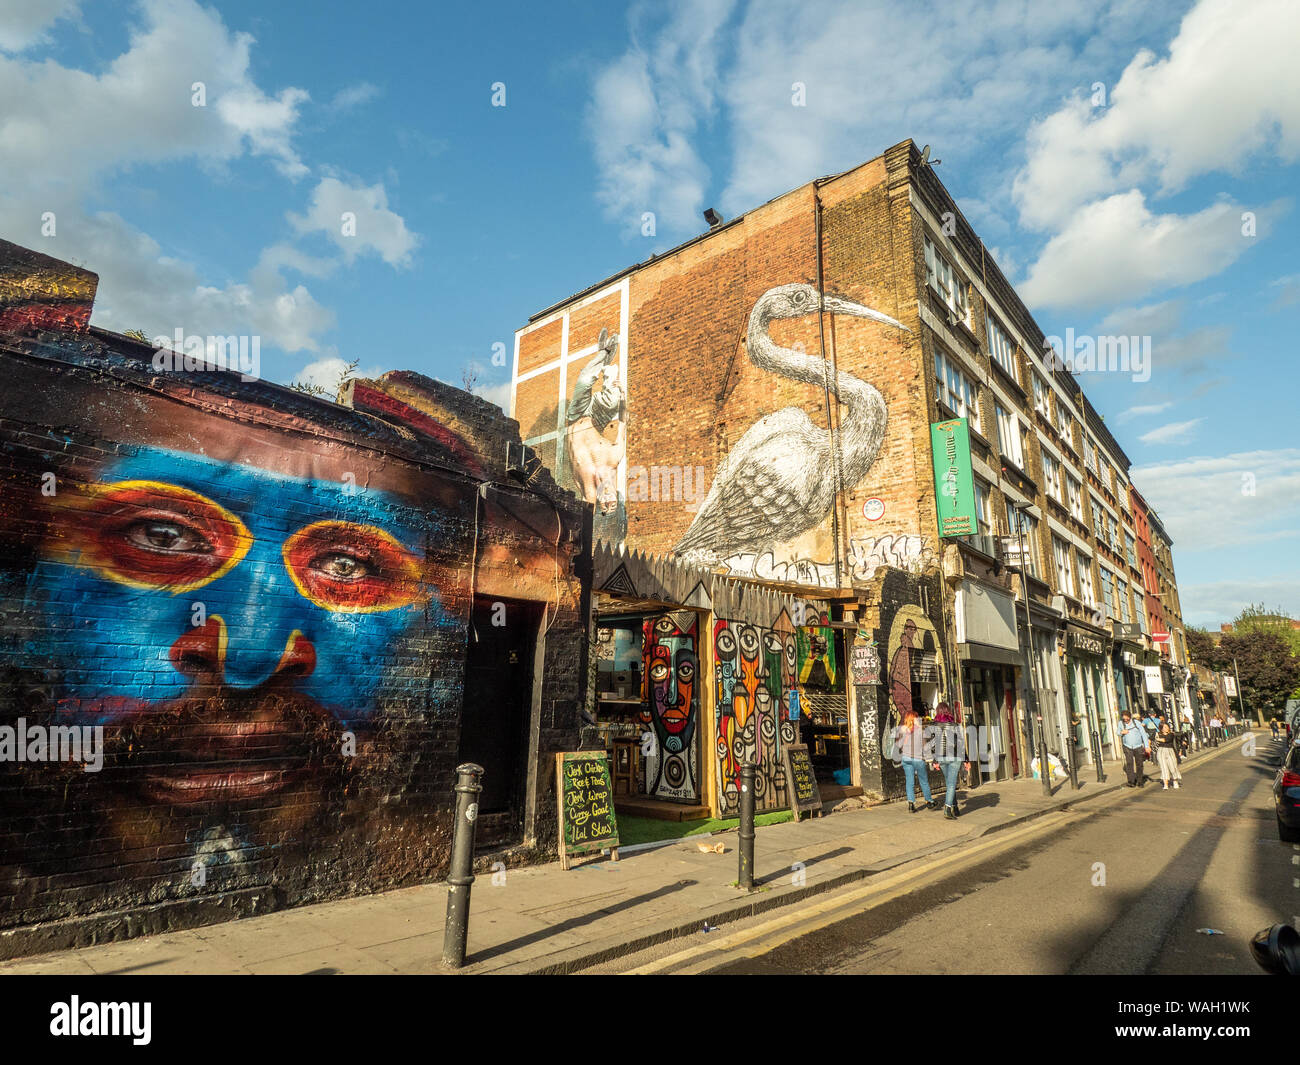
703 208 723 227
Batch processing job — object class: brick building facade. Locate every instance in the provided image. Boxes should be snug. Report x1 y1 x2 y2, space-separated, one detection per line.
513 139 1194 806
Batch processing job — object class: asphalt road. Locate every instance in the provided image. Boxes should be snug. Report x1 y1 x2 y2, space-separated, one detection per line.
600 735 1297 975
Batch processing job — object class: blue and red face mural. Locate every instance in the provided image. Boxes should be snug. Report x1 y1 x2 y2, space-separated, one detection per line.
2 430 464 901
640 612 698 802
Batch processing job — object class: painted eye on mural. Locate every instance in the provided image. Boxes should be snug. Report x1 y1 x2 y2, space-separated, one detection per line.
125 519 214 555
51 480 252 594
716 629 736 656
654 617 674 635
763 633 782 655
650 661 670 683
677 659 695 684
739 627 759 657
283 521 426 613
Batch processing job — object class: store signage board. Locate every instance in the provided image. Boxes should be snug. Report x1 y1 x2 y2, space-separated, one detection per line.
851 636 880 685
783 744 823 817
1151 631 1170 643
931 418 977 538
1143 665 1164 694
555 751 620 870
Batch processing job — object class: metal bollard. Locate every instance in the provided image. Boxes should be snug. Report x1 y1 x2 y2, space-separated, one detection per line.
738 761 756 892
442 762 484 968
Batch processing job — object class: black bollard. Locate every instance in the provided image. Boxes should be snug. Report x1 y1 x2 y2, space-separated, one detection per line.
738 761 756 892
442 762 484 968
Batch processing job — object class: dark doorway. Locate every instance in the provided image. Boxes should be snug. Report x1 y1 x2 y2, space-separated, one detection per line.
458 596 539 848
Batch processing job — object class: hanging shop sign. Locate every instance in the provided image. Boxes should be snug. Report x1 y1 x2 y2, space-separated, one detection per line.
1143 665 1164 694
931 418 977 538
850 635 880 685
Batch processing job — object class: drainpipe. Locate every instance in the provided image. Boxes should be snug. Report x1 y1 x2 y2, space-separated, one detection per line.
814 187 845 590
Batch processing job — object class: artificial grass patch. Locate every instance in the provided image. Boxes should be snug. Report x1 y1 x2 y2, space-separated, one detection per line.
617 809 794 846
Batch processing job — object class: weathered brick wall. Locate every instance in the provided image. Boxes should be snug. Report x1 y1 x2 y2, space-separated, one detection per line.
0 241 588 957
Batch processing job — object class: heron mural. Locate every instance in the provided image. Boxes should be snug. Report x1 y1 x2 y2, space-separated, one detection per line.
675 283 909 567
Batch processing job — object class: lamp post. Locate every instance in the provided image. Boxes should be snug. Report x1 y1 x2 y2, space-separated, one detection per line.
1011 501 1053 797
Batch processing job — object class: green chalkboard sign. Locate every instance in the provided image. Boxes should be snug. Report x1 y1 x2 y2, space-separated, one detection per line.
783 743 823 816
555 751 620 870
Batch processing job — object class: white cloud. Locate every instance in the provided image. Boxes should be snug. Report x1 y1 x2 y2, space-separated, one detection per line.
1138 419 1202 446
1271 273 1300 309
585 0 734 235
291 356 385 393
1179 577 1300 629
1131 449 1300 553
0 0 79 53
329 81 381 112
1018 192 1282 310
288 176 418 267
1117 401 1173 422
1013 0 1300 231
475 379 512 413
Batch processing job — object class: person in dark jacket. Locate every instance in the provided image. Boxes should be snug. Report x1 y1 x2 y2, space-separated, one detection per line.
929 703 970 820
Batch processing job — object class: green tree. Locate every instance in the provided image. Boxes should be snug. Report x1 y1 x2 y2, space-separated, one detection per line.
1184 626 1217 668
1215 630 1300 718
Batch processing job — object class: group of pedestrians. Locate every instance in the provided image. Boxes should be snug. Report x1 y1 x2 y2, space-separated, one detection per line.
893 703 969 820
1120 708 1183 790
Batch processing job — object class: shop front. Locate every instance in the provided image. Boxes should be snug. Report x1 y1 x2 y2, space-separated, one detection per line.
1064 624 1114 768
954 578 1023 782
589 544 835 820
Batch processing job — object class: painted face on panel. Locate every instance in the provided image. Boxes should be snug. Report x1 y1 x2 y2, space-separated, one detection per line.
647 630 697 750
24 446 447 811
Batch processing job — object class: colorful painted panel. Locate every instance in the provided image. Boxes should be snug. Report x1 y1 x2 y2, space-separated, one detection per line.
640 612 698 802
714 613 798 814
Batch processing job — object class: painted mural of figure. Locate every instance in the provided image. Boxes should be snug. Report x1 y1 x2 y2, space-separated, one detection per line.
675 283 908 565
715 614 798 812
565 327 626 541
6 431 456 893
889 618 918 727
641 614 697 802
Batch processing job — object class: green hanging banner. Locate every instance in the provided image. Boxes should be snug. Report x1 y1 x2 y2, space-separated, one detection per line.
931 417 977 538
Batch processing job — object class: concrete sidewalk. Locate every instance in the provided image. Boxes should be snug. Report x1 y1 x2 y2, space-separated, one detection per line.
0 737 1244 976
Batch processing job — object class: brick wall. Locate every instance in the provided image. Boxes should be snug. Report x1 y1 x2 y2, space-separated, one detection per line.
0 240 588 957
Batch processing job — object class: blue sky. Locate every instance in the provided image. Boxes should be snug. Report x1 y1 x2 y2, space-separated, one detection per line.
1 0 1297 628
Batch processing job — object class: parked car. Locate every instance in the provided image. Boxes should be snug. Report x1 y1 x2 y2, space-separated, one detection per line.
1274 740 1300 842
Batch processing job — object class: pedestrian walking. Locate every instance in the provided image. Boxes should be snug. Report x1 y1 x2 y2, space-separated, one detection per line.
893 709 936 813
1209 714 1222 747
1270 716 1280 741
1119 710 1150 788
1155 723 1182 790
929 703 970 821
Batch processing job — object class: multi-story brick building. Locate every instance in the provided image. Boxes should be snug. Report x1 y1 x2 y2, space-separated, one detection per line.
511 139 1191 810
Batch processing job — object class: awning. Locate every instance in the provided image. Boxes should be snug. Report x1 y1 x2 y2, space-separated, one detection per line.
958 642 1024 668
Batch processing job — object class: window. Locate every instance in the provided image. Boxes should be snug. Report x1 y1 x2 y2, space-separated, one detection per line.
1067 475 1084 521
1098 566 1115 619
1091 497 1106 542
995 404 1025 469
1124 530 1137 569
1117 578 1131 623
1083 437 1098 475
1052 536 1075 598
1077 553 1096 607
934 349 982 433
1032 373 1050 416
1042 450 1063 504
974 479 993 536
1005 501 1040 579
1134 589 1147 631
987 317 1018 382
924 236 969 324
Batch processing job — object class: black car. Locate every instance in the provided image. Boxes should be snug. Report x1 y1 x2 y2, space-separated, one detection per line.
1274 741 1300 842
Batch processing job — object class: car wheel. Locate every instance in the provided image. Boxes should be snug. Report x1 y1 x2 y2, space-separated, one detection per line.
1279 814 1300 844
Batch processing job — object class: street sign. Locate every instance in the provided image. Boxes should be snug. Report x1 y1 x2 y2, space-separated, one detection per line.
931 418 977 538
1151 631 1170 643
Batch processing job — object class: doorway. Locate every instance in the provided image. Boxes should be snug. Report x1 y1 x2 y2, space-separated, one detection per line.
458 596 540 848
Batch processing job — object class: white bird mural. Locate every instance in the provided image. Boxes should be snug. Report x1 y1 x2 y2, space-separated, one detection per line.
675 282 909 563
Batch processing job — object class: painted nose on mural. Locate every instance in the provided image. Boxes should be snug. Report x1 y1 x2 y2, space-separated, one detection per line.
170 616 316 689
